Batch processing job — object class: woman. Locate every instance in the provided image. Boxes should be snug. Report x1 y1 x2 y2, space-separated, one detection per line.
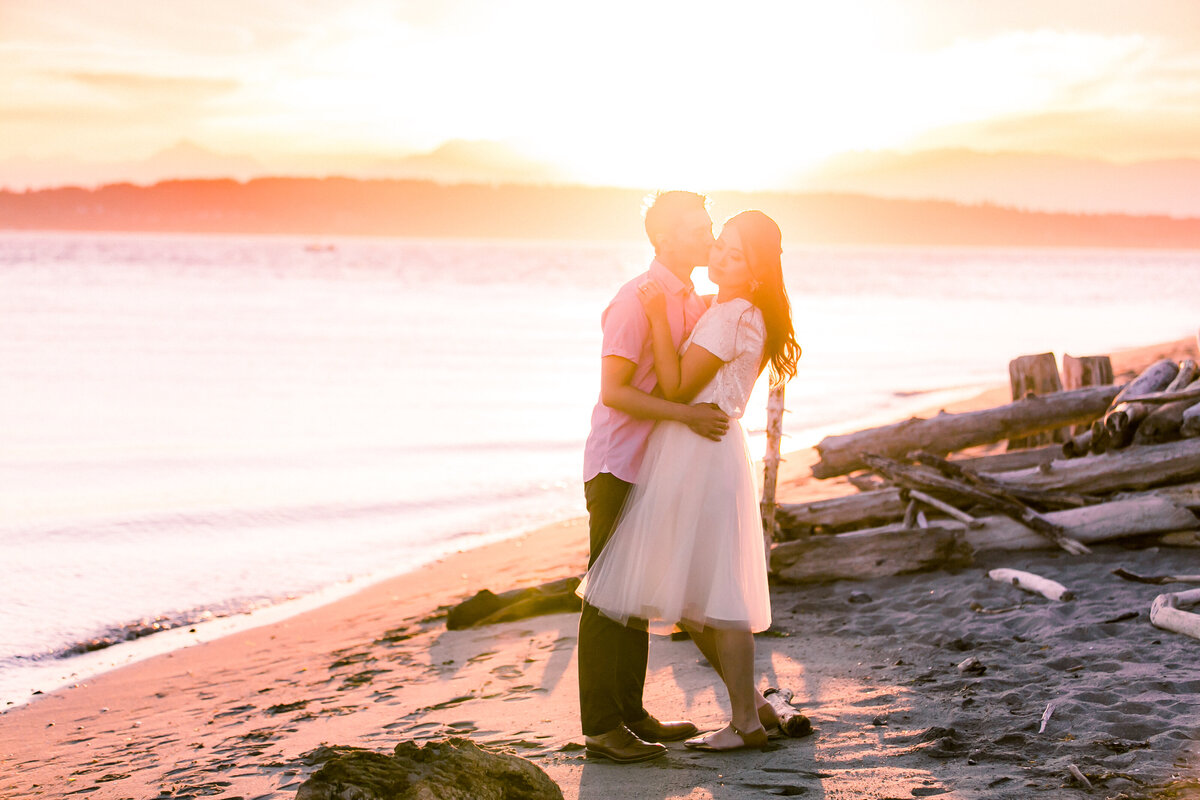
579 210 801 752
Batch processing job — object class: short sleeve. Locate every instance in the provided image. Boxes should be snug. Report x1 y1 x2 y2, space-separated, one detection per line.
735 308 766 359
600 290 648 363
689 302 740 362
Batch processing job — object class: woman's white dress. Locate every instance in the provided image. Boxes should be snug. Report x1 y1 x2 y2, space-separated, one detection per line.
580 297 771 633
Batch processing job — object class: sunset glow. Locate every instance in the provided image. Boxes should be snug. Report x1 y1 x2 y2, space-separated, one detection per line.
4 1 1200 194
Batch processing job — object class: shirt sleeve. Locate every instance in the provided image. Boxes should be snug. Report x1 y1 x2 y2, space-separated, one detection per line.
690 303 738 362
600 289 649 363
735 307 767 360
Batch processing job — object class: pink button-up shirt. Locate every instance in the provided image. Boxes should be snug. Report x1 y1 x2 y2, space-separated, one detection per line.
583 260 708 484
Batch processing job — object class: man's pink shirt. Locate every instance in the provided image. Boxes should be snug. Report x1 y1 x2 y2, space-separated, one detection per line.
583 260 709 484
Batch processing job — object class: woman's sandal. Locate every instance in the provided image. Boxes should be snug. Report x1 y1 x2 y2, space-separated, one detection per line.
683 724 769 752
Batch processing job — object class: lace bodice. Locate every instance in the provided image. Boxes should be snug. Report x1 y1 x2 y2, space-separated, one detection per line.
683 298 766 418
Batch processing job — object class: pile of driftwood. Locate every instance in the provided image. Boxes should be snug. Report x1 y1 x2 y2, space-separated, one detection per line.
771 338 1200 591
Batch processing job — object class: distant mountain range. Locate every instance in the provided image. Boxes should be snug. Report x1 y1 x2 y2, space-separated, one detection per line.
794 148 1200 218
5 177 1200 249
4 142 1200 219
0 139 565 192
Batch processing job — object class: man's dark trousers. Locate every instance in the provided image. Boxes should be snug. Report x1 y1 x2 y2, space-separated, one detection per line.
577 472 650 736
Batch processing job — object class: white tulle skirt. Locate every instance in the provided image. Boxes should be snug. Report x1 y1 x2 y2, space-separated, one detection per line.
579 418 771 634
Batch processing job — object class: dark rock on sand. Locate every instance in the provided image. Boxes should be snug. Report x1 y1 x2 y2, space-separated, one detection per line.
296 737 563 800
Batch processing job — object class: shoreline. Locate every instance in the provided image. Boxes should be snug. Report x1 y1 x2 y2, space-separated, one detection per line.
1 335 1197 799
0 379 999 713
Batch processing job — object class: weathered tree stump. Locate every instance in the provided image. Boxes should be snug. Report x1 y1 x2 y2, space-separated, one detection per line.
1008 353 1066 449
1062 354 1114 435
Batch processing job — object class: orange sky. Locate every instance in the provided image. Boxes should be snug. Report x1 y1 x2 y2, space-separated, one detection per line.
4 0 1200 191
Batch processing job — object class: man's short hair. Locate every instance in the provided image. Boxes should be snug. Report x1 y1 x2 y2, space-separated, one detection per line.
643 191 709 251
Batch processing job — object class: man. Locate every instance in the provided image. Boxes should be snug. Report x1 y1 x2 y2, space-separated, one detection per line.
578 191 730 763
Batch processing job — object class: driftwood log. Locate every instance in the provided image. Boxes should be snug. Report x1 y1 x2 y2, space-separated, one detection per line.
1062 429 1093 459
864 453 1091 554
761 688 814 737
780 477 1200 543
988 568 1074 601
1090 418 1112 455
1122 480 1200 512
811 384 1121 478
961 494 1199 552
1102 359 1180 448
770 523 972 582
778 488 906 535
1183 397 1200 438
912 451 1096 508
1122 385 1200 406
446 577 582 629
1112 568 1200 585
1149 587 1200 640
1008 353 1066 449
1135 376 1200 444
989 437 1200 495
953 444 1061 473
771 495 1199 582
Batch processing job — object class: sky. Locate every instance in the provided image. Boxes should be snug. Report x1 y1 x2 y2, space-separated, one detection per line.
4 0 1200 191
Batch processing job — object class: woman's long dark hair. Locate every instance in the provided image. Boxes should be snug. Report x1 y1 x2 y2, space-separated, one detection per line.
726 210 801 386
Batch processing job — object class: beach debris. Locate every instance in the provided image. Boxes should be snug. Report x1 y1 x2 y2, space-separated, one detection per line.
296 737 563 800
1039 701 1057 734
952 443 1062 474
988 568 1075 601
864 453 1090 555
847 591 872 604
956 656 986 675
1184 396 1200 438
770 522 972 583
772 348 1200 583
1067 763 1094 791
1149 587 1200 640
969 602 1023 615
1101 611 1140 624
1009 352 1072 448
1101 359 1181 448
1111 567 1200 585
446 576 581 630
762 687 814 738
774 492 1198 583
906 488 985 528
811 384 1121 478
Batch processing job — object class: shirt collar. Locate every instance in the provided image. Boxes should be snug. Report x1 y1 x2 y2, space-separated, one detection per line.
648 259 694 295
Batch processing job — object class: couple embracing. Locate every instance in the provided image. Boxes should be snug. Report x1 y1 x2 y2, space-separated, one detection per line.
577 191 801 762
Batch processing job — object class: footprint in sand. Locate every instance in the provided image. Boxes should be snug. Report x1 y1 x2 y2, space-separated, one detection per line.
490 665 523 679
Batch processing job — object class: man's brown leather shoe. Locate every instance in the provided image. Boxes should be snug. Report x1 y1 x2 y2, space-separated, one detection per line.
584 725 667 763
627 715 700 743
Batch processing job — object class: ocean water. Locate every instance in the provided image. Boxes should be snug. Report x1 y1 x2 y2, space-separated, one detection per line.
1 231 1197 706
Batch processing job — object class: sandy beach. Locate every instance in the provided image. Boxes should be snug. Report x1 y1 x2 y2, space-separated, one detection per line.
2 338 1199 800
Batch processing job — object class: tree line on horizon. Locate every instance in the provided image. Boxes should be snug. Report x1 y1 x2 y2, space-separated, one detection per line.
3 177 1200 249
